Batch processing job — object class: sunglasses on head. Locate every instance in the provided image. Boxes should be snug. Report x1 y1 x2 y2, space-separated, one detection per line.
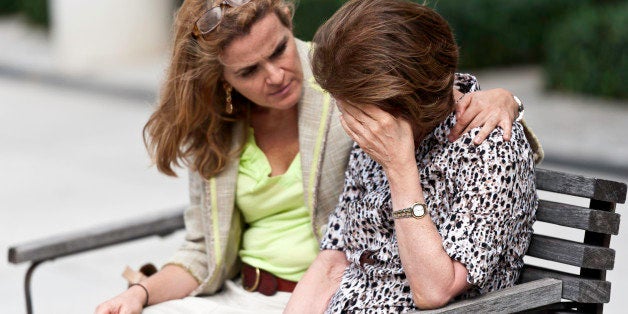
192 0 253 40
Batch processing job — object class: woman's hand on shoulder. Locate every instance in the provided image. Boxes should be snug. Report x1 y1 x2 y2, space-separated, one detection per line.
94 287 146 314
338 103 415 172
449 88 518 145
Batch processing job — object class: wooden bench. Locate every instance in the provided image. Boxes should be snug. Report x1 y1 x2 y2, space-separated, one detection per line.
8 168 626 314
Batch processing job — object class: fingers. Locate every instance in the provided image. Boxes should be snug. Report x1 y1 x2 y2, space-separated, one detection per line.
449 99 480 142
339 110 369 144
472 116 498 145
469 117 515 145
340 103 370 128
340 103 400 142
342 103 390 126
339 115 358 142
460 112 485 141
94 303 117 314
460 100 485 133
485 88 517 124
448 117 466 142
472 118 513 145
454 91 472 118
340 114 380 158
119 307 135 314
360 103 393 121
500 120 513 142
94 303 108 314
451 89 521 143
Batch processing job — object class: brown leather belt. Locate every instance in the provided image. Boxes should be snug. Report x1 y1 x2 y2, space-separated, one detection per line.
241 263 298 296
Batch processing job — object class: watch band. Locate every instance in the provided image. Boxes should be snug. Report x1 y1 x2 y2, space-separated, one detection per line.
393 208 415 219
392 202 427 219
513 95 524 122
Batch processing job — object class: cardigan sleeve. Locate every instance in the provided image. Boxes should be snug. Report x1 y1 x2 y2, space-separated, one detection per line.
163 170 208 288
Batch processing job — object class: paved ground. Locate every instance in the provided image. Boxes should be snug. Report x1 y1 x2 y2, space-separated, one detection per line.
0 75 189 313
1 17 627 314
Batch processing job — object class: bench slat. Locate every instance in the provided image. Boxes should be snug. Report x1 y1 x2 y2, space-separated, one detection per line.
520 265 611 303
527 234 615 270
8 207 185 264
535 168 627 204
536 200 621 234
416 278 562 314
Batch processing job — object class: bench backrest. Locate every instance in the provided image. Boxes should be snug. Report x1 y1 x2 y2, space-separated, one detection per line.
520 168 626 313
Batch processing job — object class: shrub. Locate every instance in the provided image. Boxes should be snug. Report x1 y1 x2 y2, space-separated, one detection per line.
292 0 344 41
429 0 591 69
290 0 592 68
544 3 628 99
19 0 48 27
0 0 18 15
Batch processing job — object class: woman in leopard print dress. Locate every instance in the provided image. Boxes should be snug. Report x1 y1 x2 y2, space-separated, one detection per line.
285 0 537 313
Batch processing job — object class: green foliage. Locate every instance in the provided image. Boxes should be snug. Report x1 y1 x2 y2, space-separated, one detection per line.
0 0 18 15
292 0 344 41
428 0 591 69
20 0 49 27
544 3 628 99
290 0 592 69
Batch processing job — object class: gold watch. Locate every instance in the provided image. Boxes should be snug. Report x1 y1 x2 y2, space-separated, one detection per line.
392 202 427 219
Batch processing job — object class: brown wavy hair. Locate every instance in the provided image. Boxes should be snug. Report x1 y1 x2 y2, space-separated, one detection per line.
312 0 458 140
144 0 294 178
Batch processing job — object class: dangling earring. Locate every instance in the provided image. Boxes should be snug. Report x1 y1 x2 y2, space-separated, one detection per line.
223 82 234 114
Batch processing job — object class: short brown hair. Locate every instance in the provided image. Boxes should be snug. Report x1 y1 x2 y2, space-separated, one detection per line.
144 0 294 179
312 0 458 137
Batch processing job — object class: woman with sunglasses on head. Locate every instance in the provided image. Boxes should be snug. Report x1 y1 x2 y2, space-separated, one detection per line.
286 0 538 312
95 0 539 313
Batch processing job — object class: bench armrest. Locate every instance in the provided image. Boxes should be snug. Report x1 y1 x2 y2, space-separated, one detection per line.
413 278 563 313
8 206 185 264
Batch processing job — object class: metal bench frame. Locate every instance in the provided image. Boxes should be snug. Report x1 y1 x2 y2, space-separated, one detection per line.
8 168 626 313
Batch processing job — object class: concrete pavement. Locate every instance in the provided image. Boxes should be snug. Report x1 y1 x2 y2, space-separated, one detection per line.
1 17 627 314
479 67 628 176
0 75 189 313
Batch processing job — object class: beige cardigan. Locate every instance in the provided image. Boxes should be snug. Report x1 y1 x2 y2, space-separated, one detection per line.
166 39 354 295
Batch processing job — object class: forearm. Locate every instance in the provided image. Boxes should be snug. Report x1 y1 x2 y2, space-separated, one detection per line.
137 264 199 306
395 218 467 308
386 165 468 309
284 250 348 314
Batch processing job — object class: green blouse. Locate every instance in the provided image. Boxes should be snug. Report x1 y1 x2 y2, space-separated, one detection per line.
235 129 319 282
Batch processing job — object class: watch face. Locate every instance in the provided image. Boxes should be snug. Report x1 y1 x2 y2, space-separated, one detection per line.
412 204 425 217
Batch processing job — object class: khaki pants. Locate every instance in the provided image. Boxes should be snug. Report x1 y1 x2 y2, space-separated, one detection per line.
143 279 291 314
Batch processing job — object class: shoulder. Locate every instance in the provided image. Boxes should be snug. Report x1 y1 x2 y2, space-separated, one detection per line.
444 121 534 192
295 38 313 75
451 121 531 163
454 72 481 93
295 37 311 49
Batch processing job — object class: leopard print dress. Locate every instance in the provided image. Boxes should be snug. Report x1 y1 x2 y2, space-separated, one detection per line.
320 76 537 313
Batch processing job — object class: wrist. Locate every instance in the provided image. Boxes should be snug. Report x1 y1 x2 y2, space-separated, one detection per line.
386 166 422 202
128 283 149 307
383 160 418 182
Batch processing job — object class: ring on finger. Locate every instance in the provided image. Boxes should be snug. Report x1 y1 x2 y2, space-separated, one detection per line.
455 93 467 104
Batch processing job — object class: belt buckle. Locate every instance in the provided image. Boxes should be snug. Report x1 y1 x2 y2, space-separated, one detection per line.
244 266 261 292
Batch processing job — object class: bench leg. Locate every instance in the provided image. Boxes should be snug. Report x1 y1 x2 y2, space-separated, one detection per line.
24 261 43 314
